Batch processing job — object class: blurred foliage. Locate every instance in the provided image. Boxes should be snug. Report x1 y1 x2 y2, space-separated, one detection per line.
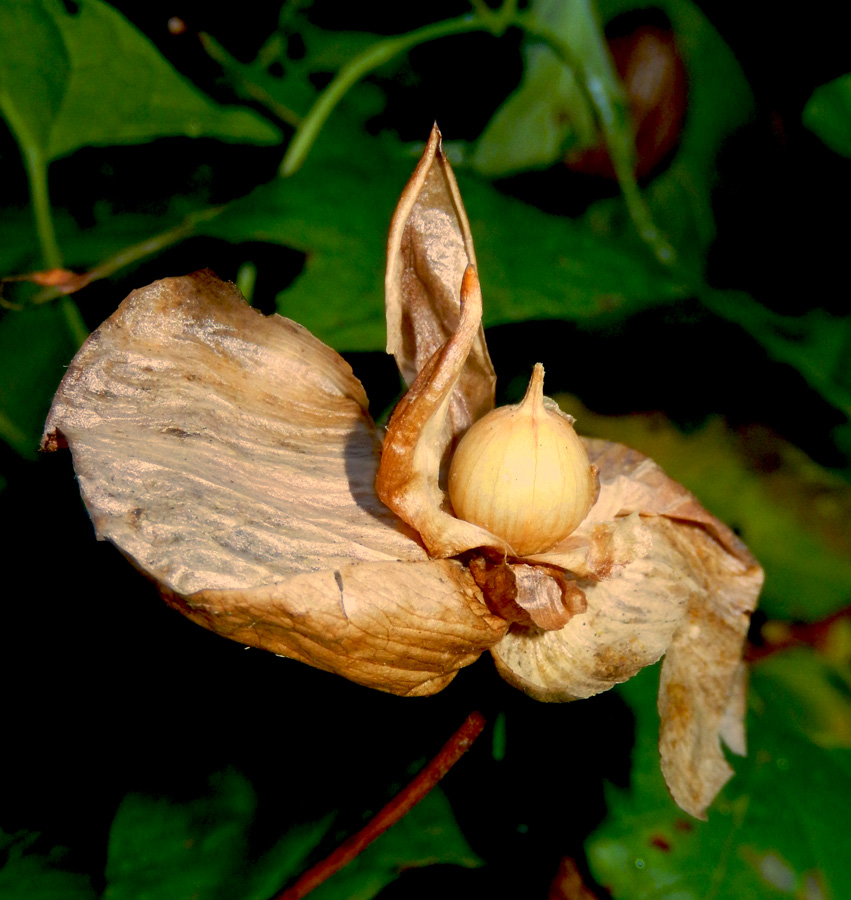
2 0 851 898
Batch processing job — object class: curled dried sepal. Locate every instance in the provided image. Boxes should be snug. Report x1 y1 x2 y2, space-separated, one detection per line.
469 555 587 631
377 267 513 559
41 271 506 696
386 123 496 441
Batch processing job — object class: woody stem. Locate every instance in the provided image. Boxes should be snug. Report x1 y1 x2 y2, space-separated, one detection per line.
271 710 487 900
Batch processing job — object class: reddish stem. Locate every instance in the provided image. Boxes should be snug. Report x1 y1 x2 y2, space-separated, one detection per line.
272 710 487 900
746 606 851 662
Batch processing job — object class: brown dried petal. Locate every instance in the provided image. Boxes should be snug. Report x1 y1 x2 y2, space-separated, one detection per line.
386 123 496 440
469 555 586 630
42 271 505 694
658 524 761 818
376 267 512 558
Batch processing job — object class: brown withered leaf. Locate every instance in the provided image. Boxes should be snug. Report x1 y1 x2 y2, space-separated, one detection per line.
385 123 495 440
42 270 506 696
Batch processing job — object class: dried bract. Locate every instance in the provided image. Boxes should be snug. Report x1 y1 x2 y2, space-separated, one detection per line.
43 125 762 818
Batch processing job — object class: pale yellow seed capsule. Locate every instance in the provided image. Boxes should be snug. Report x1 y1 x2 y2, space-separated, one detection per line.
447 363 596 556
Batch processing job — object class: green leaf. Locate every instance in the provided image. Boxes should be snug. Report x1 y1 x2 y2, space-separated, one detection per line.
552 404 851 621
754 646 851 749
590 0 754 271
0 304 79 458
104 768 333 900
472 0 624 176
702 290 851 422
472 0 600 176
0 0 280 165
0 830 97 900
803 74 851 158
586 663 851 900
310 788 481 900
0 0 69 157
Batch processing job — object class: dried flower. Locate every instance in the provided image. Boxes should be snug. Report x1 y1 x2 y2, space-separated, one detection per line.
42 126 762 818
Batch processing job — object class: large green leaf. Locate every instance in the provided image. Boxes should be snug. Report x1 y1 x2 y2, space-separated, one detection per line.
0 830 96 900
0 0 69 157
104 768 332 900
803 74 851 158
0 0 280 166
586 662 851 900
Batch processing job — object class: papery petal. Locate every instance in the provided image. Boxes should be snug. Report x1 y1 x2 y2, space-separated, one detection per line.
165 559 507 697
491 514 692 700
386 123 495 439
658 526 761 818
377 267 512 558
42 271 505 693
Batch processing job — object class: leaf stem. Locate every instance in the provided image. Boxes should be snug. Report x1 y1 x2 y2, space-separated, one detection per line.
279 6 515 177
31 205 227 307
22 145 90 346
271 710 486 900
519 17 675 267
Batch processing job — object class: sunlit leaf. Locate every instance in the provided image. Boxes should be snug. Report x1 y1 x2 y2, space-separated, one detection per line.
0 0 280 166
754 646 851 749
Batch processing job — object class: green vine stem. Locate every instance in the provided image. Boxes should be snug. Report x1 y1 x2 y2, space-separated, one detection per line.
279 2 518 177
24 145 90 346
520 17 676 267
279 0 672 268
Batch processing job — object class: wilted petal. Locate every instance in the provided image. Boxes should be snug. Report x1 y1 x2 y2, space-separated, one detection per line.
658 526 761 818
42 271 504 694
491 513 692 700
386 123 495 439
165 559 507 697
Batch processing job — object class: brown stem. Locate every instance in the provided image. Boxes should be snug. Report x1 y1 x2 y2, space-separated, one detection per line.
272 710 486 900
746 606 851 662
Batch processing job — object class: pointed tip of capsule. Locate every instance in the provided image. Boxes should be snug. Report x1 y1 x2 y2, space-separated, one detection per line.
520 363 545 412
